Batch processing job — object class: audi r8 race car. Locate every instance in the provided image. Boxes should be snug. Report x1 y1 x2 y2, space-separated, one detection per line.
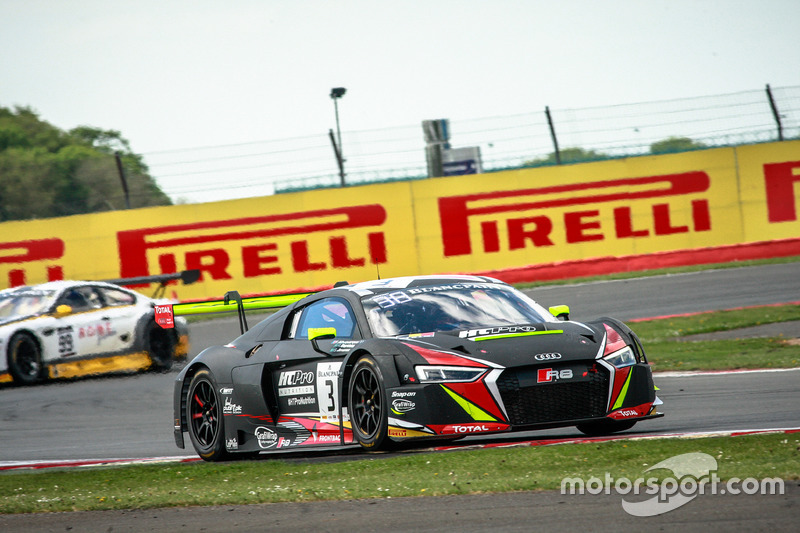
0 279 190 385
162 275 662 461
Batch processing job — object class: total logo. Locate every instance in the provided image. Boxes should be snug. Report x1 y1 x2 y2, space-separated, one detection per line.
537 368 573 383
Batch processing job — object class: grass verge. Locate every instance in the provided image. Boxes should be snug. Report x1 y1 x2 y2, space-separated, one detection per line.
630 304 800 371
1 432 798 514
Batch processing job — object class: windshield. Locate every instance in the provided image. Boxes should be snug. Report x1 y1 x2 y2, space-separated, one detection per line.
362 283 554 337
0 290 57 320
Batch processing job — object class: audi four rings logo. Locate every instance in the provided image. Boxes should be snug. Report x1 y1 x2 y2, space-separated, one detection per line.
534 352 562 361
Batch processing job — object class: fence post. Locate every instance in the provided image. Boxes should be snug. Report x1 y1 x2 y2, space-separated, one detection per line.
545 106 561 164
765 84 784 142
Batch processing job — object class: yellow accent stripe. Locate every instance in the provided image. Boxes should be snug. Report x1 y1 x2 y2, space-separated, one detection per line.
0 372 12 384
441 385 497 422
172 293 311 316
48 352 152 379
612 370 634 410
473 330 563 341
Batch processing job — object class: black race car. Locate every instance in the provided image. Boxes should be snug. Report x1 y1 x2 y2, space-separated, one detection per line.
160 275 663 461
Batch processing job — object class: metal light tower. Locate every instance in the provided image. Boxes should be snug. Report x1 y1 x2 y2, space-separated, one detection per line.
330 87 346 186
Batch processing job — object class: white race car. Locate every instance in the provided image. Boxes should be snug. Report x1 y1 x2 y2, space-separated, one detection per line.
0 279 190 385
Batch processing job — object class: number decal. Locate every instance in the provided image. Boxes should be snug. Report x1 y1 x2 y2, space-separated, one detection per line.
374 291 412 309
315 362 342 421
57 327 75 356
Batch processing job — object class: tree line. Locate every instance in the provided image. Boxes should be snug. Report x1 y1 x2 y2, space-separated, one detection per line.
0 105 171 222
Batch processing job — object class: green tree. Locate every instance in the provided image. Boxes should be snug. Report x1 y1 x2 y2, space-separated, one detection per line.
649 136 706 154
524 147 608 166
0 106 171 221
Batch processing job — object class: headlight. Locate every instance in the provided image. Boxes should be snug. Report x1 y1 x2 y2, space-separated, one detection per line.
415 365 486 383
603 346 637 368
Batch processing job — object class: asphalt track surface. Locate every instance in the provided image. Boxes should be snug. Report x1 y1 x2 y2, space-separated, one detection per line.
2 262 800 530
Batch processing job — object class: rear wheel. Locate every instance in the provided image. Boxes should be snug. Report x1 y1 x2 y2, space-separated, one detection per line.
148 325 174 371
348 356 390 450
186 369 229 461
576 419 636 436
7 332 44 385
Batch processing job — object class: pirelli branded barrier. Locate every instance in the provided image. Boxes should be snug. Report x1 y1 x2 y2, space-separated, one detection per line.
1 140 799 299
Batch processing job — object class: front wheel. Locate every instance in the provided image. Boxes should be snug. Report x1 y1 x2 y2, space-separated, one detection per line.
8 332 44 385
186 369 229 461
348 356 390 450
576 419 636 436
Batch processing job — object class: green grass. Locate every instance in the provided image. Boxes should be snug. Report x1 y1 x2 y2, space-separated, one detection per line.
628 304 800 371
2 433 798 514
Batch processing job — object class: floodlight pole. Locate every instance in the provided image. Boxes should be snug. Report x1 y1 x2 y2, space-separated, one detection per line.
330 87 347 186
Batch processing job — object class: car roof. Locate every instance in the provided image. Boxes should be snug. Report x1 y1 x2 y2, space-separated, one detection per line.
1 280 137 295
339 274 506 295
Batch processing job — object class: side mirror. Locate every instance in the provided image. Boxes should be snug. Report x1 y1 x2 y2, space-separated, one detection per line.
309 327 337 356
549 304 570 321
54 304 73 318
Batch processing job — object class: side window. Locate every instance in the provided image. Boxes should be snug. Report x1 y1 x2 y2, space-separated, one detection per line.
58 287 101 312
100 287 136 307
293 298 357 340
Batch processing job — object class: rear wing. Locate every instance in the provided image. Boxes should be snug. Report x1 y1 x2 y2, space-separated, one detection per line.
103 269 201 298
155 290 311 334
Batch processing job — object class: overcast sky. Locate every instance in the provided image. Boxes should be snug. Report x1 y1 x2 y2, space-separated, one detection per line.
2 0 799 203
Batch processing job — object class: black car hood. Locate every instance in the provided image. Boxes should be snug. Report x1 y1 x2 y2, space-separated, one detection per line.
392 321 604 367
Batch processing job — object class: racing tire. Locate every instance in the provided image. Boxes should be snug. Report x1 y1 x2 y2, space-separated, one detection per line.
576 419 636 436
348 355 390 450
186 369 229 461
7 332 44 385
147 325 174 372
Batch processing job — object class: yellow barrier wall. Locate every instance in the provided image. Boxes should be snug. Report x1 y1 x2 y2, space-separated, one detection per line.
1 140 798 299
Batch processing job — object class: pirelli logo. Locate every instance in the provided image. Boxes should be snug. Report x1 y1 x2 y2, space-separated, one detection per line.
438 172 713 257
116 205 388 283
1 238 65 287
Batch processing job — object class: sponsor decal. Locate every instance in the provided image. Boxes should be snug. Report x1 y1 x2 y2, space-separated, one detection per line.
287 396 316 407
223 397 242 414
278 386 314 397
534 352 562 361
391 399 415 414
255 426 279 449
391 391 417 398
225 437 238 450
431 422 509 435
278 370 314 387
537 368 574 383
459 325 539 338
331 340 359 353
219 387 233 395
616 409 639 417
388 428 408 438
277 437 292 448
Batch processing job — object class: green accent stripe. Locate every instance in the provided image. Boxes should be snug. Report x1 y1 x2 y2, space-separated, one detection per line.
473 330 563 341
441 385 497 422
612 370 634 410
173 293 311 316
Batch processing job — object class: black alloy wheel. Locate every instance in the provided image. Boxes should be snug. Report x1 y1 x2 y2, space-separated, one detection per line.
186 369 228 461
8 332 43 385
348 356 389 450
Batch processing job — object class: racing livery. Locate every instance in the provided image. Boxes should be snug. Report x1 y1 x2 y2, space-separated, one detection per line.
1 280 190 385
164 275 662 461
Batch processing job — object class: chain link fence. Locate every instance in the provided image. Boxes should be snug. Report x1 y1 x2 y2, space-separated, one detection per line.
145 85 800 201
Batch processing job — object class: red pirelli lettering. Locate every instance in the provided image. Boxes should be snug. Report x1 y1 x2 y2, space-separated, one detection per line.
438 172 711 257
